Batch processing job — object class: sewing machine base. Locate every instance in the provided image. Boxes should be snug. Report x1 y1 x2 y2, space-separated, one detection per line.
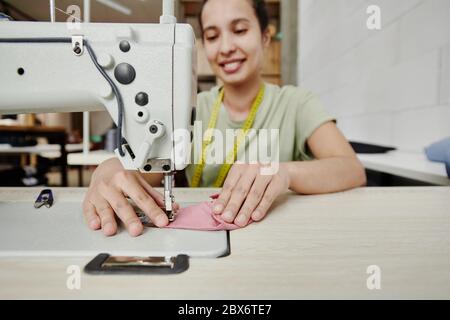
0 200 230 269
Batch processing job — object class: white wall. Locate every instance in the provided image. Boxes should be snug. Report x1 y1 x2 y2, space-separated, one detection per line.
298 0 450 152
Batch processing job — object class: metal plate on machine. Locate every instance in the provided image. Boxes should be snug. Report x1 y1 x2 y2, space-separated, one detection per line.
0 201 229 258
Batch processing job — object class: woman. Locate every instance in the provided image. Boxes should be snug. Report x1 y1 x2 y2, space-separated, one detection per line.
83 0 366 237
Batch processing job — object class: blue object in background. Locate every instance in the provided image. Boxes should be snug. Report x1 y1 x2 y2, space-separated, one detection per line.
424 137 450 178
0 13 13 20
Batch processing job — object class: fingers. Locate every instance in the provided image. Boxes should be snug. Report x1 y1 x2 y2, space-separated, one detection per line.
235 174 271 227
251 180 278 222
92 194 118 236
82 200 100 230
124 175 169 228
213 165 242 215
83 169 174 237
136 174 165 207
83 171 172 236
221 170 256 223
136 174 179 212
98 180 143 237
128 184 169 227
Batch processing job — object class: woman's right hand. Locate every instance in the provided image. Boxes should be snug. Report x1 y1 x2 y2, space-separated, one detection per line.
82 158 174 237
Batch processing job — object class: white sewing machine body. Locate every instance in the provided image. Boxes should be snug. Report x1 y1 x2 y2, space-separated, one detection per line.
0 20 197 173
0 3 229 274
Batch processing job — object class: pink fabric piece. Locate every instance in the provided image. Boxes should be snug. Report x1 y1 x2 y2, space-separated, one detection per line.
165 195 253 231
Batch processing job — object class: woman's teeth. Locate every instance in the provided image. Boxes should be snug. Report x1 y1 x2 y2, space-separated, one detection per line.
222 60 243 73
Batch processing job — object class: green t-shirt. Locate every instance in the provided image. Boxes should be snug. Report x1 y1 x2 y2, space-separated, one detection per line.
185 82 335 187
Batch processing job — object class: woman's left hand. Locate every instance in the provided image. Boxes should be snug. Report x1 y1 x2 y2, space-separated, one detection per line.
213 162 291 227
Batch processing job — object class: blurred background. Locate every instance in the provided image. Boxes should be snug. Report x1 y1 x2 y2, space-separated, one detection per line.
0 0 449 187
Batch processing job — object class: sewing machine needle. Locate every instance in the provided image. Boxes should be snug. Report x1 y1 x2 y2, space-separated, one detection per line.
164 173 174 221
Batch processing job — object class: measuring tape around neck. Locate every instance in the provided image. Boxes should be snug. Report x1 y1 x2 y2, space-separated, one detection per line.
191 84 265 188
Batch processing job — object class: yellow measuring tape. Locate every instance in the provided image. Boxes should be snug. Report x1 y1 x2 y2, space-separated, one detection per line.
191 84 265 188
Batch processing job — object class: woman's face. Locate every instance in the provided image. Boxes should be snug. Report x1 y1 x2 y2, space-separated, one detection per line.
201 0 270 86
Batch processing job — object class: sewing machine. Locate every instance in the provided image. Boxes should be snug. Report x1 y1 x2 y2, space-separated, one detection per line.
0 0 197 221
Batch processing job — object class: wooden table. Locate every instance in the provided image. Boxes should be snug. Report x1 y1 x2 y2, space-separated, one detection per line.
0 186 449 299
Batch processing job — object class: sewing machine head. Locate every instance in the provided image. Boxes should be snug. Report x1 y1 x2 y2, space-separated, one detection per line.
0 1 197 219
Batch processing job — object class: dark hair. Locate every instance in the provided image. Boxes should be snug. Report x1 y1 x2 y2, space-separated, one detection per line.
198 0 269 38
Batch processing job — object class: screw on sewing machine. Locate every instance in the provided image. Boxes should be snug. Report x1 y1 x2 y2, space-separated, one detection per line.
73 44 82 55
71 35 84 56
34 189 54 209
149 125 158 134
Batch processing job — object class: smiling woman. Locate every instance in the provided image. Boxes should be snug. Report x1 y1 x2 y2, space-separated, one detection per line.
198 0 269 85
83 0 367 237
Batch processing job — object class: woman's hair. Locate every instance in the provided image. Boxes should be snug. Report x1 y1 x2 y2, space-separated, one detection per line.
198 0 269 37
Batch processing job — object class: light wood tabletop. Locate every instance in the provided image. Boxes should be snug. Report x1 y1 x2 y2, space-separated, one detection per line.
0 186 449 299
